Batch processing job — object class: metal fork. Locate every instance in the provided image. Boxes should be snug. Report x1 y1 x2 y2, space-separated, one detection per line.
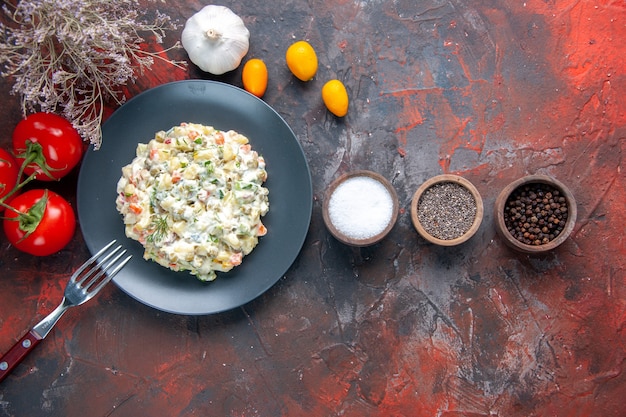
0 240 131 383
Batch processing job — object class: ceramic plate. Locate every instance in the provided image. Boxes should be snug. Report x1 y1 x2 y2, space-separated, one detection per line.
77 80 312 315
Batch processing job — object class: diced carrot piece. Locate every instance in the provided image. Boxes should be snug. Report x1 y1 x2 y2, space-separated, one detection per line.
215 132 225 145
129 203 142 214
257 223 267 236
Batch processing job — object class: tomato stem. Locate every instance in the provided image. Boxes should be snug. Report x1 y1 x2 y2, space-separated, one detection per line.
0 171 38 206
16 140 60 180
0 138 60 206
1 189 49 241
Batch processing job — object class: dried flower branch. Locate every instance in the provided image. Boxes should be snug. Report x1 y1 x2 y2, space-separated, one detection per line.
0 0 186 148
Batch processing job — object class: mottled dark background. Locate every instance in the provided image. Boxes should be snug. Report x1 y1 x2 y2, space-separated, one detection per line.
1 0 625 416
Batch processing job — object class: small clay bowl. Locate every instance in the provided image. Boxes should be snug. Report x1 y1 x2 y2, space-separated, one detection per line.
410 174 484 246
494 174 577 254
322 170 399 247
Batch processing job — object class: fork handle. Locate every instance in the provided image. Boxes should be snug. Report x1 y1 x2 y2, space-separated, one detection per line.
0 330 42 383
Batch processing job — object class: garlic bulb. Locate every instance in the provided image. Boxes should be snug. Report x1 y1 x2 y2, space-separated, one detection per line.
181 5 250 75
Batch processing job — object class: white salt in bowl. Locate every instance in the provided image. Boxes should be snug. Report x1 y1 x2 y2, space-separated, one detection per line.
323 170 399 247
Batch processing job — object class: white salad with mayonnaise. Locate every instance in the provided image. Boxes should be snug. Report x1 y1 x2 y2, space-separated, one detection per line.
115 122 269 281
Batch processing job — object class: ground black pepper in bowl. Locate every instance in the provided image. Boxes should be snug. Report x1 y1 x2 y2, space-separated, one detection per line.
410 174 484 246
503 183 568 245
418 182 477 240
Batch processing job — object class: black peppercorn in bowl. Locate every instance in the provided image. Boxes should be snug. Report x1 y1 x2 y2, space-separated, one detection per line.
410 174 484 246
494 174 577 254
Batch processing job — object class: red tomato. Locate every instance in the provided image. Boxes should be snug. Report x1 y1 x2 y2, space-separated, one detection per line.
3 189 76 256
0 148 20 202
12 112 83 181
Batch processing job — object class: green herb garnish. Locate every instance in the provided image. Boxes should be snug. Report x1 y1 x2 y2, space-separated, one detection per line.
147 216 169 243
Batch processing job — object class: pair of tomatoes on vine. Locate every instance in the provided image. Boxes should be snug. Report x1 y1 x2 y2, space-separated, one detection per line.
1 112 83 256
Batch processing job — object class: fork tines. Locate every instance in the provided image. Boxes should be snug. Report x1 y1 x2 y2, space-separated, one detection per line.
73 240 132 293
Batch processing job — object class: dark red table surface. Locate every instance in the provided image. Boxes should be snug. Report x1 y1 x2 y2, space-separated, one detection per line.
1 1 625 416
